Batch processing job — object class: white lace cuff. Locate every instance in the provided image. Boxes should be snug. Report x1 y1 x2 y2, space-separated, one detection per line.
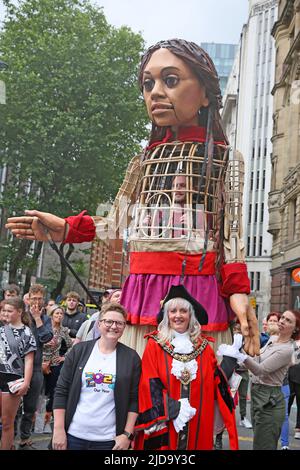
173 398 196 433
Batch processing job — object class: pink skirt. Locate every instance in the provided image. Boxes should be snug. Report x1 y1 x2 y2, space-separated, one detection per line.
120 273 234 331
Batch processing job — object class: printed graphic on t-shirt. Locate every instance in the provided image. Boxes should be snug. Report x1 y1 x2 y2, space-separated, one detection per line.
85 369 116 393
0 326 36 375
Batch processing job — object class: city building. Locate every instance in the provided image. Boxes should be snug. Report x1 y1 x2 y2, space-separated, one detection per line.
201 42 238 95
88 236 128 291
222 0 278 323
269 0 300 311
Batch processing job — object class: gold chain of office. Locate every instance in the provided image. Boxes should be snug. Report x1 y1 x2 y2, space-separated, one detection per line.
152 334 208 362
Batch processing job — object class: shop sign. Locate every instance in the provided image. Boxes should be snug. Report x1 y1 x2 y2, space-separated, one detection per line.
292 268 300 283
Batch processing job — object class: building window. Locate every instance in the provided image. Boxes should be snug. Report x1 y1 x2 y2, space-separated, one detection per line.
247 236 251 256
261 203 264 223
255 203 258 223
259 236 263 256
264 138 267 157
256 171 260 190
262 170 266 190
249 204 252 224
253 236 257 256
271 158 277 191
250 272 255 291
260 84 264 97
289 199 297 241
265 108 269 125
251 172 254 190
257 272 261 291
264 13 269 33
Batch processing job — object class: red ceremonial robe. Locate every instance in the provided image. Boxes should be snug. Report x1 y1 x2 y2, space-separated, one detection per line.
134 333 238 450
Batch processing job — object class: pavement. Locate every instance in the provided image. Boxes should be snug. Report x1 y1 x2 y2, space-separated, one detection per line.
219 401 300 450
14 401 300 451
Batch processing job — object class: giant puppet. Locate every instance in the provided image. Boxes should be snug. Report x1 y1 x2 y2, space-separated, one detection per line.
6 39 259 356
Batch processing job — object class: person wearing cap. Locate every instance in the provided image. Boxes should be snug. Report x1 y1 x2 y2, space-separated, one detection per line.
5 39 259 358
134 285 238 450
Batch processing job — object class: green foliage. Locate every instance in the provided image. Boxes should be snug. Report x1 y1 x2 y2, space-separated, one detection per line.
0 0 148 278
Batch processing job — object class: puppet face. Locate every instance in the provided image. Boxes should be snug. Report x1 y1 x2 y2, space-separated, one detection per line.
142 48 209 130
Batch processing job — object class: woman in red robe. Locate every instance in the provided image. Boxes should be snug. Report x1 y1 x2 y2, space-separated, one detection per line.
134 284 238 450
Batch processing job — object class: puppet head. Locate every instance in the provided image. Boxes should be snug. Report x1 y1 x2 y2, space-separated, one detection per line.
138 38 227 144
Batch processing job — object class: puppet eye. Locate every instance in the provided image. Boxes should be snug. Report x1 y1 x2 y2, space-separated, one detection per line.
143 79 155 92
164 76 179 88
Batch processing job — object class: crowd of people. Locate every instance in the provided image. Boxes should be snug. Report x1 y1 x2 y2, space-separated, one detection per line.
0 280 300 451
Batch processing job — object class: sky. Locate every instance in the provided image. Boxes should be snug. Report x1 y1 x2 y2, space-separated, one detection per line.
0 0 249 46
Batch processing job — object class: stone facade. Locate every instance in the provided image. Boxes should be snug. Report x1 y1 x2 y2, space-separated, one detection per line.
269 0 300 310
222 0 278 324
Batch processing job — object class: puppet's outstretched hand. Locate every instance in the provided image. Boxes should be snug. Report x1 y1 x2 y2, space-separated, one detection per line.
229 293 260 356
5 210 66 242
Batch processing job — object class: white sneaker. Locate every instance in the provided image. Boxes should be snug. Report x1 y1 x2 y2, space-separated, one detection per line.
281 446 289 450
240 418 252 429
295 431 300 439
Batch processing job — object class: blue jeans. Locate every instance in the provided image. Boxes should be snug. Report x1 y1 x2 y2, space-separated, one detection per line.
67 433 115 450
280 384 290 447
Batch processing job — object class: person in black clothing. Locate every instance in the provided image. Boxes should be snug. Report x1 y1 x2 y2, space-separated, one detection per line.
62 291 87 339
18 284 53 450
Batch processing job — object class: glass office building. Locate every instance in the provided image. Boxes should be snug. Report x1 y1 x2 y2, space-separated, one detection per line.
201 43 237 96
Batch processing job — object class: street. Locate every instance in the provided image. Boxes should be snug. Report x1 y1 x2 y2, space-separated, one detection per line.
24 401 300 451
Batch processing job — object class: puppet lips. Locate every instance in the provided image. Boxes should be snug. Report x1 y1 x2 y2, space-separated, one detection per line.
151 103 173 113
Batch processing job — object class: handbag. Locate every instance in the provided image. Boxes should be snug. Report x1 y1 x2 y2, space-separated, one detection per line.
7 377 25 394
42 361 51 375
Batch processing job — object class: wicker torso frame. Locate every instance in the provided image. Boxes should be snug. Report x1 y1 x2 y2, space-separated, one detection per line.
131 141 228 252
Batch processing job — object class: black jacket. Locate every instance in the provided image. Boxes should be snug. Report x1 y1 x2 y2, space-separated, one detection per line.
29 310 53 370
53 339 141 436
62 311 87 338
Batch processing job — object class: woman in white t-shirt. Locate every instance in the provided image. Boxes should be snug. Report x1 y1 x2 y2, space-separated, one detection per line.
52 302 141 450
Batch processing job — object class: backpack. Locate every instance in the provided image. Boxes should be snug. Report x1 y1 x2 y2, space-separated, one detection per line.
81 318 97 341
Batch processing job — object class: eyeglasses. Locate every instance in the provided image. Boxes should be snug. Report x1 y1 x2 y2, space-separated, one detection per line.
99 319 126 328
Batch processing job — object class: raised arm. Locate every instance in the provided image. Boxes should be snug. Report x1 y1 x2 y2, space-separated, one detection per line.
5 210 67 242
222 151 259 356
